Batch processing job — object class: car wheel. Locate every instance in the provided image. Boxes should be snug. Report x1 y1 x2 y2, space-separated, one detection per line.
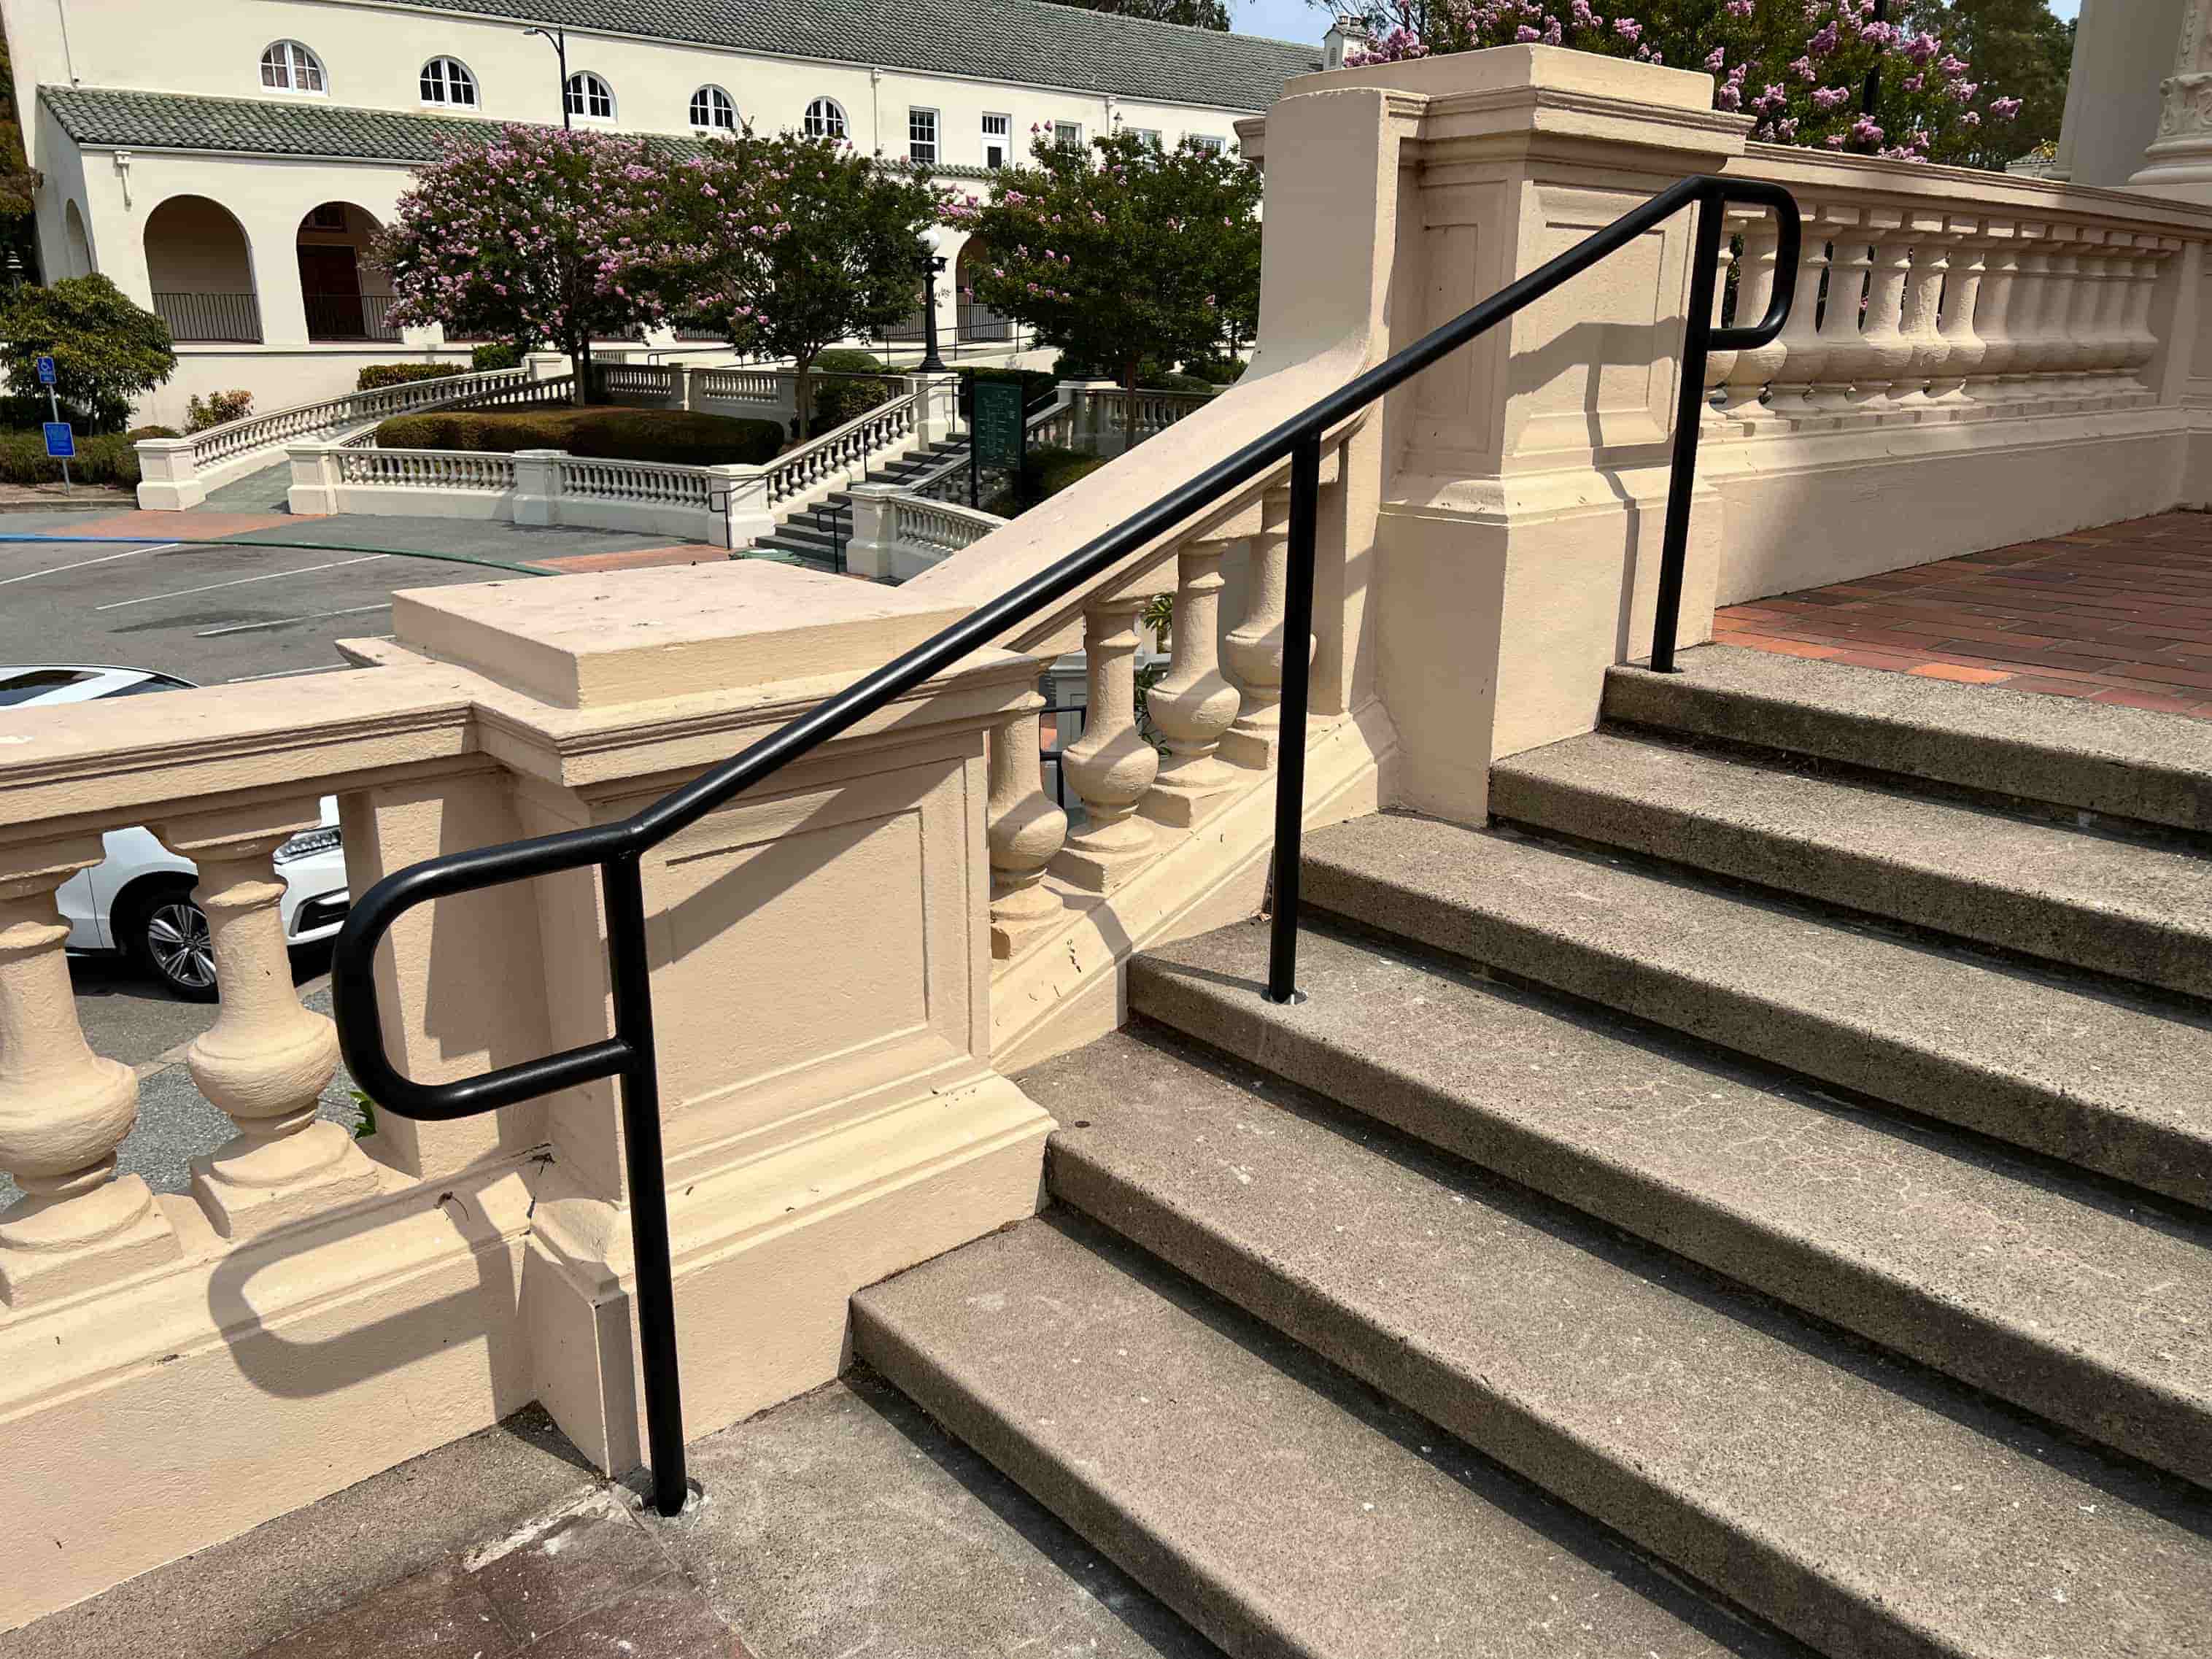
123 883 220 1002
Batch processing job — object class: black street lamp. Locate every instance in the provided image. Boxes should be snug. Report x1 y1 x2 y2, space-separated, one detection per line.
1861 0 1889 119
918 227 949 374
525 26 571 129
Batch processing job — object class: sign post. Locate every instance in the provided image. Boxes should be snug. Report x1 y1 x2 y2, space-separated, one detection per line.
969 376 1026 510
34 355 70 495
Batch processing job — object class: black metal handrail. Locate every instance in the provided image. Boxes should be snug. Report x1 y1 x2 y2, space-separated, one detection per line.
330 174 1798 1520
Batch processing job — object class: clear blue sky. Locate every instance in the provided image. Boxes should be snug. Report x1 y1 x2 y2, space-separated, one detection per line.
1234 0 2079 47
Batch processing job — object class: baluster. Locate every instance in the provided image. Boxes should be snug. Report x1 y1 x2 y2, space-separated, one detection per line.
1722 214 1787 432
1221 488 1302 770
2023 231 2080 412
2119 239 2175 403
1927 217 1987 415
155 804 382 1238
1053 596 1159 893
1699 218 1737 435
2055 230 2107 409
0 840 181 1306
1995 225 2051 415
1804 226 1870 424
2089 233 2139 408
1961 220 2017 414
1846 220 1914 422
986 704 1069 959
1766 213 1832 429
1892 221 1952 419
1143 535 1244 827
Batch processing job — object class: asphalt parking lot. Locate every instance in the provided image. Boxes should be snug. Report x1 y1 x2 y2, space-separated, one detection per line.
1 501 719 1197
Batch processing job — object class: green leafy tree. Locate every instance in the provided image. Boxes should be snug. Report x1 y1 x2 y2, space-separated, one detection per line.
639 132 942 433
1047 0 1233 28
0 274 174 432
1928 0 2073 168
379 125 681 403
949 128 1261 438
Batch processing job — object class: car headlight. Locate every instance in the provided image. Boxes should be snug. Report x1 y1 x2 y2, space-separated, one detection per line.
274 825 342 865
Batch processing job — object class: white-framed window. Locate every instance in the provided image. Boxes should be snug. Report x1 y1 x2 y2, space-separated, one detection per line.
565 71 615 122
908 107 938 166
1128 127 1162 149
804 97 848 140
1188 134 1226 154
981 112 1010 168
689 85 737 131
260 40 326 94
1053 121 1083 149
419 57 476 107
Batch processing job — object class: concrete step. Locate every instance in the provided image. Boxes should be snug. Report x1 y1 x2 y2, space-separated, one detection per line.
855 1215 1796 1659
1127 916 2212 1486
1490 730 2212 1001
1604 646 2212 833
1018 1024 2212 1659
1300 811 2212 1211
749 538 834 568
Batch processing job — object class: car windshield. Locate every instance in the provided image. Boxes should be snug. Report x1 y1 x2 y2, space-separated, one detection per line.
0 669 97 705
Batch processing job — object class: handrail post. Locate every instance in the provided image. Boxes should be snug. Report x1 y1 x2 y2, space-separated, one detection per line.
1266 433 1321 1005
1651 182 1728 676
602 853 689 1517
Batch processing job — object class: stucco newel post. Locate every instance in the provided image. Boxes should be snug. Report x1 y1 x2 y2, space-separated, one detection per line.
1052 596 1159 894
0 840 182 1307
1221 488 1303 771
1142 536 1243 828
986 702 1068 959
155 805 382 1240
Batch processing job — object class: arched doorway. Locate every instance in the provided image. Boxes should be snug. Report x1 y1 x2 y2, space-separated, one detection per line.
296 202 395 341
954 237 1011 344
143 196 259 341
63 201 92 277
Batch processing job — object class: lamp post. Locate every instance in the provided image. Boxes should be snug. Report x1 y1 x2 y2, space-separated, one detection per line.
917 225 949 374
1860 0 1888 119
4 252 22 293
525 26 570 129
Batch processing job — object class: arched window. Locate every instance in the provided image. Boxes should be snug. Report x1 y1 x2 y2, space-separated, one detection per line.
260 40 327 94
803 98 847 141
565 71 615 122
419 58 476 107
689 85 737 131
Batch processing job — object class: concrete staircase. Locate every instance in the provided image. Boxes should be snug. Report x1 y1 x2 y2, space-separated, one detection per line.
854 645 2212 1658
745 437 967 569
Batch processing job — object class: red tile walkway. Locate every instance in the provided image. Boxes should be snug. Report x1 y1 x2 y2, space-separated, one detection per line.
1714 510 2212 720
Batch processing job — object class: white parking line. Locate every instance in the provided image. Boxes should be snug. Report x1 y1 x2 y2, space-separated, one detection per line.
197 602 392 638
224 664 352 683
95 554 387 612
0 542 182 586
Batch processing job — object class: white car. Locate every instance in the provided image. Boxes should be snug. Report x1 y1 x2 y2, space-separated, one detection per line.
1 666 352 1001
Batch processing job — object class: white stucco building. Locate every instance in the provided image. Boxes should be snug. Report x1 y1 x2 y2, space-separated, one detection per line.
0 0 1318 424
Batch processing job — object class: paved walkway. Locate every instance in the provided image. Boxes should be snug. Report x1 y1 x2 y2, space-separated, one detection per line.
1715 510 2212 718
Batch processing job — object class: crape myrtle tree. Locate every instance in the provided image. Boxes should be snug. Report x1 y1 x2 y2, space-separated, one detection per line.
379 124 681 403
1339 0 2028 166
948 128 1261 441
632 131 942 434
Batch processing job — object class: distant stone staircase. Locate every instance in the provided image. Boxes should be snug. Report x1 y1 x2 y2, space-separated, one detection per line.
746 437 967 570
851 644 2212 1658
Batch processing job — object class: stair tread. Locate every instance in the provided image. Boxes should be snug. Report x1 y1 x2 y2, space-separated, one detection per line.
1606 646 2212 831
1021 1021 2212 1659
1302 810 2212 1208
856 1215 1790 1659
1491 730 2212 999
1129 914 2212 1485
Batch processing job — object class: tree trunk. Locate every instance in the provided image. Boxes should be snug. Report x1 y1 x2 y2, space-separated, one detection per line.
573 331 597 406
794 352 815 441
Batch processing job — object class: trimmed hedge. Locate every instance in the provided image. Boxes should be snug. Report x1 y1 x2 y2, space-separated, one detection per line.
373 406 783 467
357 362 467 391
470 343 525 371
0 427 155 487
956 366 1057 421
802 349 898 437
983 444 1109 516
1180 357 1247 387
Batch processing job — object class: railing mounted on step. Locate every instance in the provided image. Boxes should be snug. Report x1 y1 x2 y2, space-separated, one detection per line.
329 174 1800 1519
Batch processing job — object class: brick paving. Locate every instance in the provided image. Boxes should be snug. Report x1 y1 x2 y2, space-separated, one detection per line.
1714 510 2212 719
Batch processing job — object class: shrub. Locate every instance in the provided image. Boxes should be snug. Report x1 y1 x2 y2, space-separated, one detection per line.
470 342 525 371
185 389 253 433
126 425 179 440
1151 372 1221 397
803 349 897 437
1179 357 1245 387
0 275 177 433
983 443 1110 515
373 406 782 467
356 361 465 391
1053 352 1168 387
0 426 155 487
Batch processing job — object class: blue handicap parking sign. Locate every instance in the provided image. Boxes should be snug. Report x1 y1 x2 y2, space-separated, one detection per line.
43 422 74 459
34 354 55 385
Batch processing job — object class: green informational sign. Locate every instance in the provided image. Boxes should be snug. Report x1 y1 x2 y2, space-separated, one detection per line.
971 378 1027 472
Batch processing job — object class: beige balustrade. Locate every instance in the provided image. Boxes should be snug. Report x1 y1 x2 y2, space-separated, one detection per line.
1927 219 1988 413
1053 595 1161 893
1892 223 1952 418
1719 215 1783 431
1763 212 1836 426
1847 220 1914 419
985 703 1068 959
1142 535 1244 828
1962 223 2022 411
154 805 382 1239
0 839 181 1306
1805 229 1871 424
